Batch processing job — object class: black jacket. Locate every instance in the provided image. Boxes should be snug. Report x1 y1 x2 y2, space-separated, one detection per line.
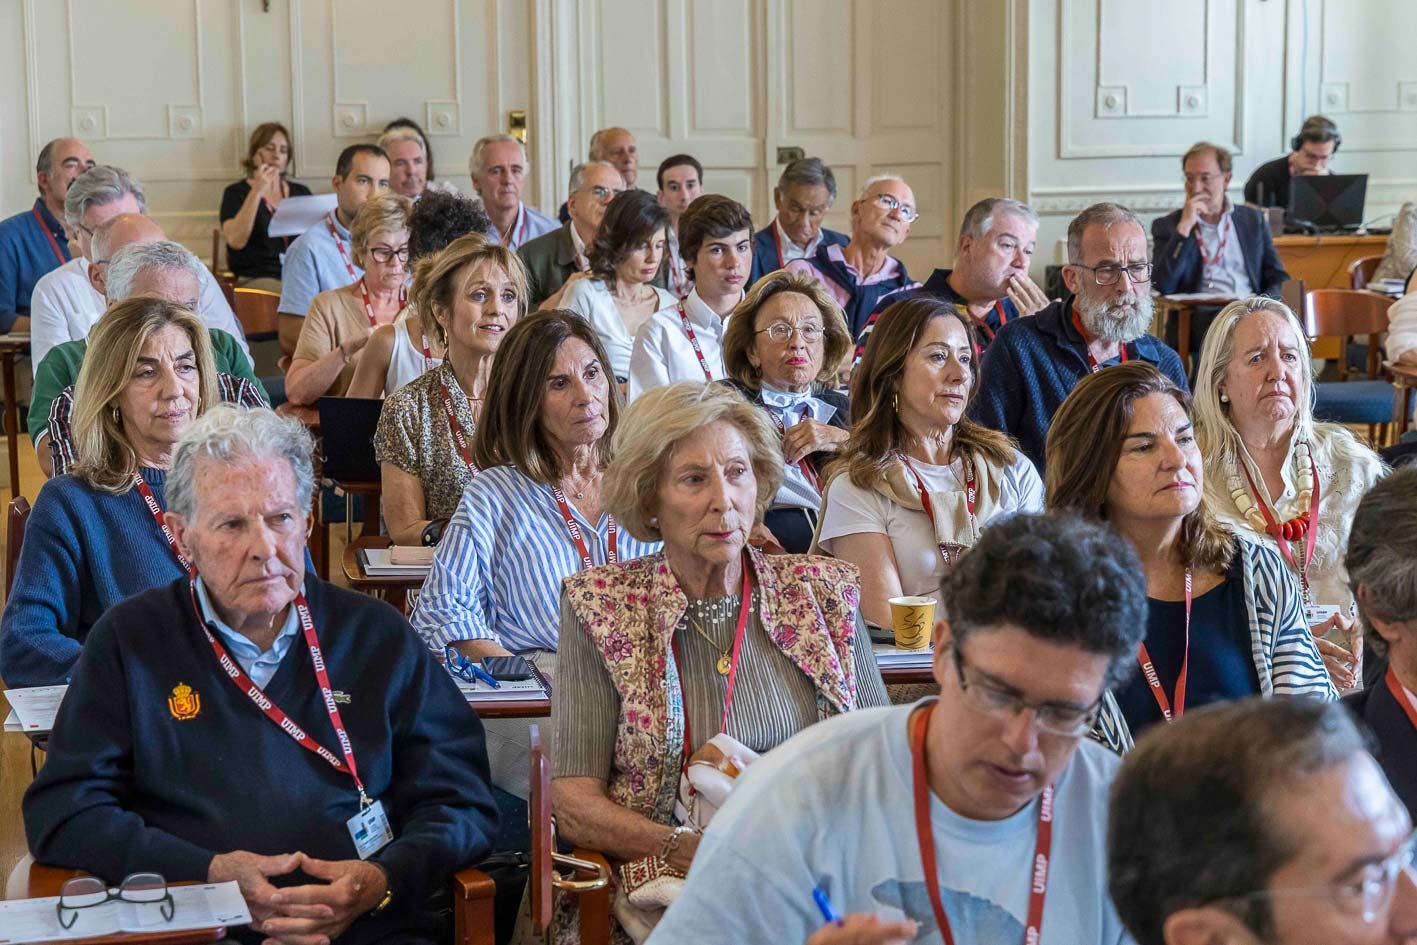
1345 678 1417 817
1151 204 1289 298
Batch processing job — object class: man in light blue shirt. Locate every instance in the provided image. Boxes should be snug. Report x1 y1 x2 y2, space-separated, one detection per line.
192 575 299 688
276 143 390 355
468 134 557 251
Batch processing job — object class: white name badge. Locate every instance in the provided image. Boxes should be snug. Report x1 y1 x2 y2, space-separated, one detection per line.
1305 604 1342 627
347 799 393 859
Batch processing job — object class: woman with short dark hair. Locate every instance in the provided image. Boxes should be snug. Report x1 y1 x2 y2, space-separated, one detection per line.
219 122 312 290
559 190 676 381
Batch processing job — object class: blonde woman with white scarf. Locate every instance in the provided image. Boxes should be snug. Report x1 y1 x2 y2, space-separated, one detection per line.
815 296 1042 630
1194 297 1386 692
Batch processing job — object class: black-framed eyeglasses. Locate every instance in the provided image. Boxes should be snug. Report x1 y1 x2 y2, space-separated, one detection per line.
1069 262 1153 287
950 645 1102 737
444 645 478 684
367 244 410 264
1218 830 1417 924
57 873 174 929
756 322 825 344
871 193 919 222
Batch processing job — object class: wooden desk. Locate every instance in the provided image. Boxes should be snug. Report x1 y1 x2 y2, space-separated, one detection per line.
1274 234 1389 290
879 663 935 687
330 477 382 542
7 859 224 943
342 535 423 612
0 333 30 499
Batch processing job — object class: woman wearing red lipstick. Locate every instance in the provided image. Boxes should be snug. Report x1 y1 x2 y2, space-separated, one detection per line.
817 296 1043 631
375 234 527 545
1194 297 1385 692
1046 362 1335 746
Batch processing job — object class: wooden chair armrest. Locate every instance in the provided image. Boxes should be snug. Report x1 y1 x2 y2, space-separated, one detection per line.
451 866 498 945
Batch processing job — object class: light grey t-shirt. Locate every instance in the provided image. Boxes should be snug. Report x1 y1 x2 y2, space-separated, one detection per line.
648 702 1133 945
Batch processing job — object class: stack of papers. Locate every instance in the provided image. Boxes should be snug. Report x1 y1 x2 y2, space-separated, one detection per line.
359 547 431 578
0 880 250 943
872 644 934 667
3 685 67 734
454 675 550 703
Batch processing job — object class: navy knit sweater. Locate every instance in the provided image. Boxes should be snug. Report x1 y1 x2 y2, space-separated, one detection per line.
968 296 1189 473
0 467 190 687
23 574 497 945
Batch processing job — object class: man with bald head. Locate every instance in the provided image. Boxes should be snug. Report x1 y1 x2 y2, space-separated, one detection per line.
30 225 264 476
558 125 642 223
0 138 95 332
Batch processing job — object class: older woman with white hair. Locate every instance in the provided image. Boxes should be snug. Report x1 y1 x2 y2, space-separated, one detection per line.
1194 296 1387 691
552 382 886 938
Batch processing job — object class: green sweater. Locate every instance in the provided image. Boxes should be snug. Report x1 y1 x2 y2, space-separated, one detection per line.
28 329 263 442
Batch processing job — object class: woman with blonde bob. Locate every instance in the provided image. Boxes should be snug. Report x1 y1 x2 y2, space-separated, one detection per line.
718 269 853 552
0 299 218 686
1193 297 1385 691
815 295 1043 630
1046 361 1335 749
375 233 529 545
286 191 414 404
552 382 886 939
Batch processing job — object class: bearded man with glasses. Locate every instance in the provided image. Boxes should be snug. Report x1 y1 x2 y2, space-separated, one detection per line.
648 511 1148 945
970 201 1189 475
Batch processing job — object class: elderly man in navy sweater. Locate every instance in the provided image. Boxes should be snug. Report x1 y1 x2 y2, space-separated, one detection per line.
24 406 497 945
970 202 1188 474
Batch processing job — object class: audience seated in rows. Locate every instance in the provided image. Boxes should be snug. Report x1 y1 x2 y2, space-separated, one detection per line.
817 296 1043 629
719 270 852 554
36 231 265 478
857 196 1048 358
786 174 914 337
656 154 703 299
22 406 498 945
1194 297 1384 690
629 194 752 396
374 235 525 545
559 190 677 382
554 381 888 938
220 122 312 292
286 192 413 405
470 134 557 252
0 137 94 333
651 512 1144 944
1046 362 1336 750
748 157 848 285
523 161 626 310
971 201 1188 474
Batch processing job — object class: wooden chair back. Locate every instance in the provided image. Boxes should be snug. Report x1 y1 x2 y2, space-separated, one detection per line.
7 495 30 596
1303 289 1393 380
1348 255 1382 291
530 725 554 934
232 287 280 341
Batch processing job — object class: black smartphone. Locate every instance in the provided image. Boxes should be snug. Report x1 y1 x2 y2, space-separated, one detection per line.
481 655 534 682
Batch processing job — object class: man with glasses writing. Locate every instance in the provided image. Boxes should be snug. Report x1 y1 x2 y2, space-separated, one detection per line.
1109 697 1417 945
520 160 625 309
970 202 1188 474
648 512 1147 945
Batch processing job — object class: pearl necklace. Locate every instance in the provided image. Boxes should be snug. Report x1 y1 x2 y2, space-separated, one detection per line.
1228 439 1316 540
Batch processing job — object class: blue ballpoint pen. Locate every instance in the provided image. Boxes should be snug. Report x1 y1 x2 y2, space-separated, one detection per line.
812 885 842 926
469 662 502 689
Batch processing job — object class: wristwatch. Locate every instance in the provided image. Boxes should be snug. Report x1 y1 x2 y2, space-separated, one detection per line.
420 518 449 546
368 863 393 916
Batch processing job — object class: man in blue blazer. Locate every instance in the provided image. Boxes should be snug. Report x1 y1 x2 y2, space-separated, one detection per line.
748 157 849 285
1152 142 1289 362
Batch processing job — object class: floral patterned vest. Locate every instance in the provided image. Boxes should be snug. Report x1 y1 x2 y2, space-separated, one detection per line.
562 548 862 824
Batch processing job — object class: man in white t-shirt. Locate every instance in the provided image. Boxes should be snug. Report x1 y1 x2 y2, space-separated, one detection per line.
649 511 1149 945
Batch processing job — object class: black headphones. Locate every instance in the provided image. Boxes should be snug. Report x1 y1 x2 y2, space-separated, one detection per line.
1292 115 1341 154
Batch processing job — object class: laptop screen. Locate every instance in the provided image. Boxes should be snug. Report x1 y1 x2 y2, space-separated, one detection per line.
1289 173 1368 229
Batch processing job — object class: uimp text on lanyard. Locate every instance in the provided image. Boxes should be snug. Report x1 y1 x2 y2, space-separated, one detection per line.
904 458 975 570
439 374 481 478
134 472 193 575
1137 569 1193 722
676 304 715 381
549 486 618 571
911 701 1053 945
673 553 753 775
326 213 359 283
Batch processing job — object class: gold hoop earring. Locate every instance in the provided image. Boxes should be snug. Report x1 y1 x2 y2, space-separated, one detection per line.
112 407 121 424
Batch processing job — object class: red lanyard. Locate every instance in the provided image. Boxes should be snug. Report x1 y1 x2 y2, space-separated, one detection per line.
1071 310 1128 372
133 473 192 575
358 278 406 329
325 214 358 283
1239 453 1321 600
188 581 372 805
501 205 529 250
419 332 436 372
439 377 481 478
669 254 690 299
674 555 754 770
911 703 1052 945
677 304 715 381
1198 216 1233 271
1385 667 1417 733
905 459 976 570
549 486 618 571
768 408 819 491
771 224 786 269
31 208 66 266
1136 568 1192 722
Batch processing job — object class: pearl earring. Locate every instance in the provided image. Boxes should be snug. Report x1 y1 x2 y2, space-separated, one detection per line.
1220 392 1229 403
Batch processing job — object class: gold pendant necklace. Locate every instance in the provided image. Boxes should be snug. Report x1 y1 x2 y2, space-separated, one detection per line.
686 615 732 675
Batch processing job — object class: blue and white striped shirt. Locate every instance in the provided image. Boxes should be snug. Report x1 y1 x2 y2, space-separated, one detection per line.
410 465 661 654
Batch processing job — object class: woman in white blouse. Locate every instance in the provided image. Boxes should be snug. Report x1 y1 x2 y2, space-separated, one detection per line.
816 296 1044 629
559 189 676 382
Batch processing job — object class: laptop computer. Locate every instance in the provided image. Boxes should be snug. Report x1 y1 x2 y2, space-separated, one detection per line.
1289 173 1368 231
317 397 383 482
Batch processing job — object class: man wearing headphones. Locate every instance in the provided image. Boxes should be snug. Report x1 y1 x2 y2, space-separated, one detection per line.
1244 115 1341 210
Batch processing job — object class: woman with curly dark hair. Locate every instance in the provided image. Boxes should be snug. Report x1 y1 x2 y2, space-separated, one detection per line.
558 189 676 382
